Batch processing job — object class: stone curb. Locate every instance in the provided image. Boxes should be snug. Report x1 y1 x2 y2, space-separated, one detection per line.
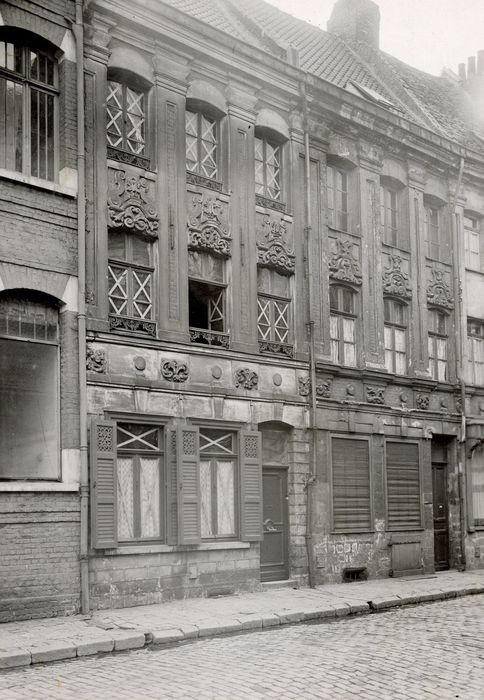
1 586 483 671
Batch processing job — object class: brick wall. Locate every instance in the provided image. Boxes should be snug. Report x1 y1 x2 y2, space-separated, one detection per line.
0 493 81 622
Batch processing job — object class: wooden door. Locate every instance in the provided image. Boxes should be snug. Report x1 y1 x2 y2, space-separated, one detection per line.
260 467 289 582
432 440 449 571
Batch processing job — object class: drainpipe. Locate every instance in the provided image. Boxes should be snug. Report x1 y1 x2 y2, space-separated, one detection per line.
452 155 466 570
73 0 89 613
301 84 317 588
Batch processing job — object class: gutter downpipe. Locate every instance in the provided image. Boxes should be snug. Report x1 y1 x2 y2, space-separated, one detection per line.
302 83 317 588
74 0 89 613
452 154 466 570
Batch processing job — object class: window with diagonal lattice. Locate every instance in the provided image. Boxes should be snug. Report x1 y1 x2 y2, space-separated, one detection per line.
185 110 218 180
200 429 237 538
255 136 282 201
107 79 146 157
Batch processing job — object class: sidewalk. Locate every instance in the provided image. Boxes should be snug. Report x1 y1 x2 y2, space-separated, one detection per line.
1 570 484 670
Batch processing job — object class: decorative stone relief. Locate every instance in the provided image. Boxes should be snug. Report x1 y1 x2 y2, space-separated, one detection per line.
298 376 310 396
107 169 159 239
256 215 295 276
186 171 223 192
416 393 430 410
365 386 385 405
297 377 332 398
259 340 294 358
86 345 106 373
329 239 362 285
134 356 146 372
235 368 258 390
427 268 454 310
187 192 231 258
161 360 189 383
109 316 156 337
382 255 411 299
255 193 286 213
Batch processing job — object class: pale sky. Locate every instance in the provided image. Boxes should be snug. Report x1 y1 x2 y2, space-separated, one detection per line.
267 0 484 76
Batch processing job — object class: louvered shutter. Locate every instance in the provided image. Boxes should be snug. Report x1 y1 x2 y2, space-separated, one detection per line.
240 430 263 541
90 418 118 549
332 437 371 532
177 425 201 545
386 441 421 529
166 429 178 545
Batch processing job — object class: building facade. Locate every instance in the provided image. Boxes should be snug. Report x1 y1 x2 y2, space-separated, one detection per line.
1 0 484 619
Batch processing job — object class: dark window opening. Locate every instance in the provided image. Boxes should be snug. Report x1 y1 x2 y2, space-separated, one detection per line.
189 280 228 347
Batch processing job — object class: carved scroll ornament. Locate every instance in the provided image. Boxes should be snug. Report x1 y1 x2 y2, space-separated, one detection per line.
257 216 295 276
86 345 106 373
416 393 430 410
365 386 385 405
427 268 454 310
235 368 258 390
329 239 362 285
161 360 189 383
298 377 332 398
382 255 412 299
187 193 231 258
107 170 159 240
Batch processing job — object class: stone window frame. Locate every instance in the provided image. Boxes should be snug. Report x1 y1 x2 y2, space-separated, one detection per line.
463 211 483 272
329 284 358 368
467 318 484 385
427 309 449 382
384 297 408 376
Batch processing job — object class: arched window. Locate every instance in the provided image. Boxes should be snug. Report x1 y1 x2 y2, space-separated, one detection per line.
0 292 59 479
330 285 357 366
0 31 58 180
106 71 150 167
185 109 218 181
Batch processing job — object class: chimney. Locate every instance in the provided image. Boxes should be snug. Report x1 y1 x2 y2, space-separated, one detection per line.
458 63 466 81
327 0 380 50
468 55 476 75
478 50 484 75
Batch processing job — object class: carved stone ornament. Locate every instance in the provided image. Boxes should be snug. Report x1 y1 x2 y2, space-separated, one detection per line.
109 315 156 337
255 193 286 213
382 255 412 299
416 393 430 410
298 376 310 396
235 368 259 390
366 385 385 405
298 377 332 398
329 239 362 286
187 193 231 258
86 344 106 373
257 216 295 276
426 268 454 310
259 340 294 358
186 171 223 193
107 170 159 240
161 360 189 383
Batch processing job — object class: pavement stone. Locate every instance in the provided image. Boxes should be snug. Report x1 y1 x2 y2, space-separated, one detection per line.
150 629 185 645
29 640 77 664
0 648 31 670
111 631 145 651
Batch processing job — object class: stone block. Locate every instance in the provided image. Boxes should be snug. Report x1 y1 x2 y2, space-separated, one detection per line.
275 610 305 624
236 615 263 630
369 596 402 610
111 631 146 651
261 614 281 628
0 648 31 669
75 636 115 657
197 620 242 637
150 629 185 645
30 640 77 664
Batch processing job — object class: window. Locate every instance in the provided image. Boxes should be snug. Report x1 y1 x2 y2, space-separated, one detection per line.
327 165 348 231
189 280 227 346
424 201 448 261
200 429 237 538
332 437 371 532
0 33 58 180
0 293 59 479
428 310 448 381
464 215 481 271
116 422 164 542
471 443 484 528
384 299 407 375
380 185 398 246
257 268 292 356
255 136 282 201
106 78 146 161
386 441 422 529
185 110 218 180
108 231 155 336
330 285 357 367
468 319 484 385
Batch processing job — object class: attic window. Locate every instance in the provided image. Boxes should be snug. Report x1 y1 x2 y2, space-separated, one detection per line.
346 82 400 111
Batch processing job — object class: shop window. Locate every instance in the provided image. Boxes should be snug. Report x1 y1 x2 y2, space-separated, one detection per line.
428 310 448 382
186 109 218 181
330 285 357 367
384 298 407 375
0 292 59 479
255 135 282 202
106 75 149 167
108 230 155 336
386 441 422 530
471 442 484 528
468 319 484 385
464 215 482 271
257 267 292 357
0 31 58 180
327 164 348 231
331 437 371 532
200 429 237 538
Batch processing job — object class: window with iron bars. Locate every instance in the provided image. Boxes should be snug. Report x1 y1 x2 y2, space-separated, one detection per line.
255 136 282 201
258 295 291 353
108 231 154 335
185 110 218 181
107 79 146 159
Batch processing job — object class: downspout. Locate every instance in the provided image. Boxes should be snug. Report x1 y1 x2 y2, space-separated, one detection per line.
452 154 466 570
73 0 89 612
301 83 317 588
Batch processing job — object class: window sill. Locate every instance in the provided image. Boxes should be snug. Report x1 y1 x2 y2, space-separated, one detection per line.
0 481 79 492
99 541 251 556
0 168 77 197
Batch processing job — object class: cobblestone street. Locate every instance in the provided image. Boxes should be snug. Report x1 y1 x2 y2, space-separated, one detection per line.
1 595 484 699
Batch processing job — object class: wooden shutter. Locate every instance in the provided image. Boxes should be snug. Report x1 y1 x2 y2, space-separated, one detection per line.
165 429 178 545
177 425 201 545
240 430 263 542
90 418 118 549
332 437 371 532
386 441 421 529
